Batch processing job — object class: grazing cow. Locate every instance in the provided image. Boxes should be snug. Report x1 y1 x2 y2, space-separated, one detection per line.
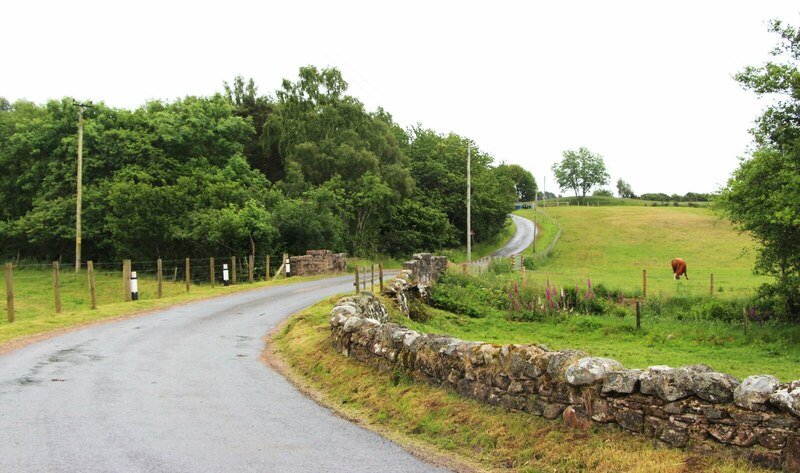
671 258 688 280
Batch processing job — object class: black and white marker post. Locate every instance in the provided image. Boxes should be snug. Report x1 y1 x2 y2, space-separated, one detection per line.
285 257 291 278
130 271 139 301
223 263 230 286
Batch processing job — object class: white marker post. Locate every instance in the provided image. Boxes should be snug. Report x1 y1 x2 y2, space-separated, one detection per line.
223 263 230 286
285 257 291 278
130 271 139 301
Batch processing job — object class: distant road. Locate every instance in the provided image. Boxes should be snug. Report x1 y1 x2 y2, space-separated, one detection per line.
0 276 449 473
491 214 537 257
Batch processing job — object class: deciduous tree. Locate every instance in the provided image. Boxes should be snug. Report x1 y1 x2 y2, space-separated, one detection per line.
718 19 800 319
551 147 610 202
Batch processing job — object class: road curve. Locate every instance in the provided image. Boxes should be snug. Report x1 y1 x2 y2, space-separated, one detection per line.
491 214 536 257
0 276 449 472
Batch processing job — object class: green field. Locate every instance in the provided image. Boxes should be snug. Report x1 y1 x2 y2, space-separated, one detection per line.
516 206 768 298
406 206 800 381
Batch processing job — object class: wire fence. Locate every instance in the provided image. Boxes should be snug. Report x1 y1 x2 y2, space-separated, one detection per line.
454 255 765 301
0 255 292 324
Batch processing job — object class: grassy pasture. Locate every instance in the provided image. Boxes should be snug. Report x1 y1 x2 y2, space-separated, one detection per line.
411 206 800 381
516 206 767 299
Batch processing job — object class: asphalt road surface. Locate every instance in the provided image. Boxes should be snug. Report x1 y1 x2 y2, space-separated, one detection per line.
491 214 537 257
0 275 449 472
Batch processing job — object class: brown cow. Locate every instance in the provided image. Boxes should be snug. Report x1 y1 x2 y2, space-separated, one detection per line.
671 258 688 280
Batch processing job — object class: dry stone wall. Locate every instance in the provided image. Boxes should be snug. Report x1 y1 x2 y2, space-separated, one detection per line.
382 253 449 315
329 293 800 472
289 250 346 277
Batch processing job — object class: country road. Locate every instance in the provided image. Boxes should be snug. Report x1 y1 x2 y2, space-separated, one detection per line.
0 275 449 472
491 214 536 257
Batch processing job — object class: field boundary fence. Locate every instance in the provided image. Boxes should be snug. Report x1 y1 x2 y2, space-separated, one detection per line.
0 254 294 324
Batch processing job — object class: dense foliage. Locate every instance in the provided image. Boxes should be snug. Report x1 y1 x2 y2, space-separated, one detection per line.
718 20 800 320
0 67 530 262
639 192 711 202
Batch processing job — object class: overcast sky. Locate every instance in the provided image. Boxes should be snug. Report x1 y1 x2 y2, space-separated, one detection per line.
3 1 798 195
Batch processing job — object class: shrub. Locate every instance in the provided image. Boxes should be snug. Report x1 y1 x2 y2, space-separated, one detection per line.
408 297 431 322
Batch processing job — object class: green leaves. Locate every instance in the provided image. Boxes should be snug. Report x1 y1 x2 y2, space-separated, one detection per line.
717 19 800 319
0 66 530 262
551 147 610 200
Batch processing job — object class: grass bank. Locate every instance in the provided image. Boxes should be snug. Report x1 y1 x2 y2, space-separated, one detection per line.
271 298 769 473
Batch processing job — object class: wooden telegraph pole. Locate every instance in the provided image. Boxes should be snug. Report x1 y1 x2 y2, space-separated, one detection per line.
467 142 472 263
73 100 92 273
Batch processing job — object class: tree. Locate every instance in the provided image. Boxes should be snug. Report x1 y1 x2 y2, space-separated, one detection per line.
223 76 278 179
551 147 610 201
495 163 537 201
616 179 635 198
717 19 800 320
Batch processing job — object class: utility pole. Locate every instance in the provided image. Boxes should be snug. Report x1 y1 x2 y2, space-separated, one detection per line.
466 142 472 263
533 184 537 254
73 100 92 273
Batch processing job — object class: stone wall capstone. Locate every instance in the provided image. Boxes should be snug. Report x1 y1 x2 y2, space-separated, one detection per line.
329 293 800 472
289 250 347 277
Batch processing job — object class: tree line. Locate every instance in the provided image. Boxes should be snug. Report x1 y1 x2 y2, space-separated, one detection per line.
0 67 536 262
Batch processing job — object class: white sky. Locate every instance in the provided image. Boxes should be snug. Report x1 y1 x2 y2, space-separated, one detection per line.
2 1 798 195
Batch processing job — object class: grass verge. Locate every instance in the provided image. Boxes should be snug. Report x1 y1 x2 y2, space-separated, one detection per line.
269 298 771 473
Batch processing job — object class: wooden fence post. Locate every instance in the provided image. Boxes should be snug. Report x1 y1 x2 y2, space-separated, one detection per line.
185 258 190 292
354 266 360 294
462 263 467 275
88 261 96 309
157 258 163 298
636 300 641 331
362 266 367 291
379 263 384 292
231 256 237 285
249 254 254 283
265 255 271 280
53 261 61 314
5 262 14 322
371 264 375 293
209 257 215 289
710 273 714 296
123 260 132 302
642 269 647 299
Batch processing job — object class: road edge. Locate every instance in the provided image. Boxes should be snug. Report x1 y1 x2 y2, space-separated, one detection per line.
261 313 481 473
